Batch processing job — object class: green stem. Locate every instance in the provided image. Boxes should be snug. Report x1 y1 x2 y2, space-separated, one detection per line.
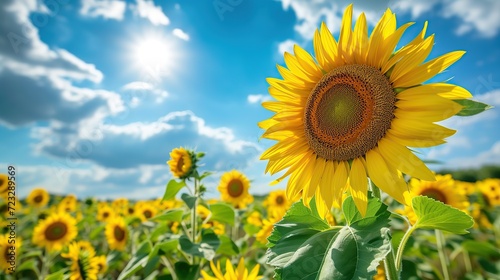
395 225 416 270
162 256 178 280
435 230 451 280
191 178 199 264
370 181 399 280
463 249 472 273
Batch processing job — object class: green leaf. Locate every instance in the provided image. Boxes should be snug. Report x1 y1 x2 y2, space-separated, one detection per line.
412 196 474 234
162 180 186 201
152 209 184 223
158 239 179 253
45 270 65 280
267 200 329 247
174 262 200 280
179 231 220 260
89 224 105 239
181 193 197 209
453 99 492 116
216 235 239 256
266 197 392 280
118 240 152 280
16 259 39 274
462 240 500 257
209 203 235 226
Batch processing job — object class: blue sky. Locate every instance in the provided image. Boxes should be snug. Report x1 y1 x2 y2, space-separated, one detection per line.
1 0 499 200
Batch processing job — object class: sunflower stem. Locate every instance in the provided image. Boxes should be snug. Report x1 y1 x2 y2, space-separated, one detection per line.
435 229 451 280
370 181 399 280
162 256 178 280
191 178 199 264
463 249 472 273
395 224 416 270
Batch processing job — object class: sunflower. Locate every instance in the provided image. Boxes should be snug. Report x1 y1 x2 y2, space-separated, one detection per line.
0 234 21 274
256 216 280 244
94 255 108 275
62 241 99 280
97 204 115 222
246 211 263 227
0 174 8 194
201 258 263 280
111 198 128 215
477 179 500 207
167 147 196 179
263 189 292 218
58 194 78 213
135 202 158 222
26 188 50 208
456 180 477 196
105 216 128 251
32 212 77 251
259 4 471 216
218 170 254 209
203 220 226 235
402 174 468 224
373 262 386 280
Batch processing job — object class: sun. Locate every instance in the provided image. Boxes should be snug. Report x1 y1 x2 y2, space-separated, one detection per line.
129 32 180 80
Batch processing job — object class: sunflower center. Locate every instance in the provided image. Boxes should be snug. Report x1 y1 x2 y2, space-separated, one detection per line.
275 195 285 205
144 210 152 219
227 179 244 197
176 157 185 172
114 225 126 242
128 208 134 215
0 178 4 187
3 246 9 262
103 212 109 219
304 64 395 161
34 195 43 203
421 189 447 204
45 221 68 241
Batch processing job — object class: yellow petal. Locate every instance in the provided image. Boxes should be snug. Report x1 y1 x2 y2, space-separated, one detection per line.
394 51 466 88
377 138 435 181
376 22 413 69
332 161 349 208
338 4 354 64
320 22 340 71
299 156 317 207
294 44 323 78
390 35 434 82
390 118 456 140
304 157 326 205
386 130 446 148
366 149 407 204
367 8 394 67
348 157 368 216
319 160 336 210
353 12 368 64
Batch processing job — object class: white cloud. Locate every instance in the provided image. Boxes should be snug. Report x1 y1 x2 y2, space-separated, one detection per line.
247 94 271 104
279 0 500 40
132 0 170 26
172 28 190 41
277 39 298 55
33 111 261 170
80 0 127 20
443 141 500 169
122 81 169 104
0 0 124 127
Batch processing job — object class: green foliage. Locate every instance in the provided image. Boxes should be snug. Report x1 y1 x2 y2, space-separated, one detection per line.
453 99 492 116
209 203 235 226
411 196 474 234
437 165 500 181
179 230 220 261
162 180 186 201
267 197 392 280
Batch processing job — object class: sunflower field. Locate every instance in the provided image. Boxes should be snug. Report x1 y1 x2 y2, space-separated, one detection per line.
2 3 500 280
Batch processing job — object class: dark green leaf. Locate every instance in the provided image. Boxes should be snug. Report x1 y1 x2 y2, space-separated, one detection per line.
179 231 220 261
16 259 39 274
45 270 65 280
181 193 197 209
216 235 240 256
162 180 186 201
158 239 179 253
412 196 474 234
209 203 235 226
174 262 200 280
453 99 492 116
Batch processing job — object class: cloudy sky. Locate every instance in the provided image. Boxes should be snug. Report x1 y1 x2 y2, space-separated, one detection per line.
1 0 499 200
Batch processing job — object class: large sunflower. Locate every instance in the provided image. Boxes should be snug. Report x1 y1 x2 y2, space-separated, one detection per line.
27 188 50 208
105 217 128 251
97 204 115 222
260 4 471 215
218 170 254 209
201 258 263 280
32 212 77 251
135 203 158 222
62 241 99 280
167 147 196 179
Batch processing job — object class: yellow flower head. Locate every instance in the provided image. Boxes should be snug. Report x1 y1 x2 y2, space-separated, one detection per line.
97 204 115 222
167 147 195 179
256 216 280 245
135 202 158 222
58 194 78 213
246 211 263 227
105 216 128 251
477 178 500 207
62 241 99 280
0 174 9 195
32 212 77 251
259 4 472 216
27 188 50 208
0 234 21 274
263 189 292 219
218 170 254 209
201 258 263 280
203 220 226 235
94 255 108 275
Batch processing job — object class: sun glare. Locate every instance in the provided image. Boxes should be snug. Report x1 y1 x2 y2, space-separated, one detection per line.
129 33 179 80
